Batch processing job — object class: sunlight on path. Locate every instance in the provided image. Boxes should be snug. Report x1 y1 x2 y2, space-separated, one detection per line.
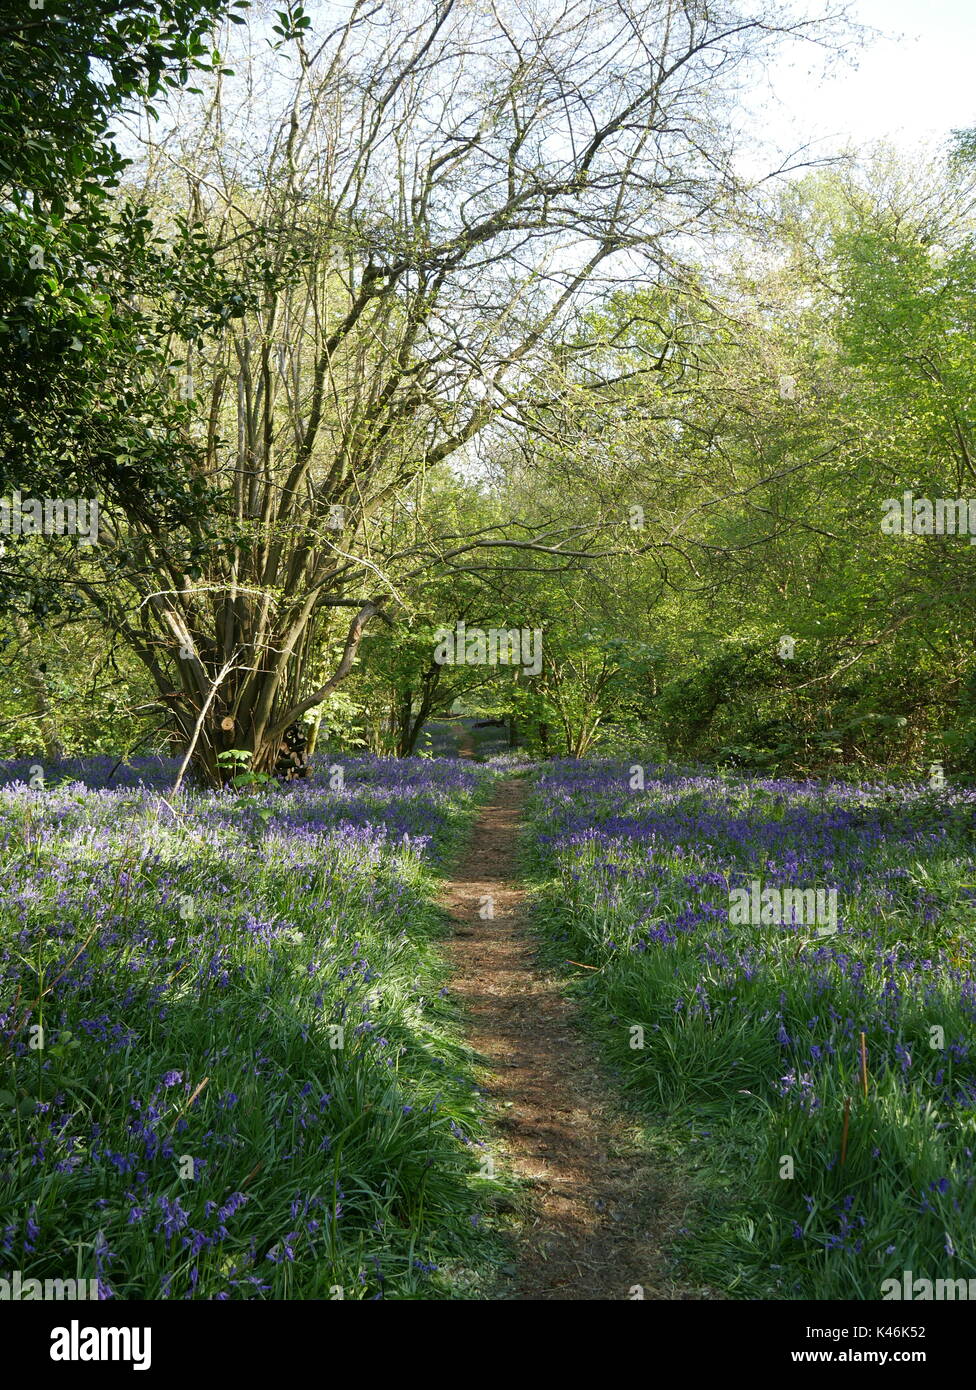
440 777 701 1301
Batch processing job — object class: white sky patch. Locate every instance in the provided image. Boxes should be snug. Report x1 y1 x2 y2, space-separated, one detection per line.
740 0 976 174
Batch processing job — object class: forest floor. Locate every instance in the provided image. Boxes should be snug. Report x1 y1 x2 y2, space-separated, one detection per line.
439 775 700 1300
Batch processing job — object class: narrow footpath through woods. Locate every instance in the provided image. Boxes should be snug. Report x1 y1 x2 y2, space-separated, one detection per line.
439 776 703 1301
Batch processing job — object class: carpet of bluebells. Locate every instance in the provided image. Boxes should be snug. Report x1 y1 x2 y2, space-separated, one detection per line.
527 761 976 1299
0 755 498 1300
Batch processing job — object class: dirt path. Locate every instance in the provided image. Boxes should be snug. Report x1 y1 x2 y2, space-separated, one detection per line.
440 776 692 1301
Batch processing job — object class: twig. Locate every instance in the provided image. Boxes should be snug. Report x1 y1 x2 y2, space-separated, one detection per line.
859 1032 869 1100
171 657 239 795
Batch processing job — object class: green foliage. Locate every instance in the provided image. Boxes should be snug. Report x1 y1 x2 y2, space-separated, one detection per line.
216 748 275 788
0 1 246 614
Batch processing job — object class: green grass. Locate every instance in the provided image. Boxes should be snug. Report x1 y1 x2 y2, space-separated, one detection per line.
0 762 512 1299
523 764 976 1300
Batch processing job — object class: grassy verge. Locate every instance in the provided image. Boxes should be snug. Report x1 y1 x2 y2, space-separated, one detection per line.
523 760 976 1300
0 756 505 1299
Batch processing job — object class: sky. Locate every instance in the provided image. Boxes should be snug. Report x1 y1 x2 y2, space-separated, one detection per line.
745 0 975 167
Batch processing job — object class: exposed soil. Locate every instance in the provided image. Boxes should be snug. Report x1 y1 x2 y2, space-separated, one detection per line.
440 776 700 1301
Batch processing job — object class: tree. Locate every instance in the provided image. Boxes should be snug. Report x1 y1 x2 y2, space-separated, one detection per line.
76 0 845 783
0 0 244 620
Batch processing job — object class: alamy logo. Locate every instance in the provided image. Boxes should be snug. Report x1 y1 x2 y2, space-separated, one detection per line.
433 621 542 676
0 1269 98 1301
882 1270 976 1300
728 879 838 934
881 492 976 543
0 491 99 545
50 1320 151 1371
